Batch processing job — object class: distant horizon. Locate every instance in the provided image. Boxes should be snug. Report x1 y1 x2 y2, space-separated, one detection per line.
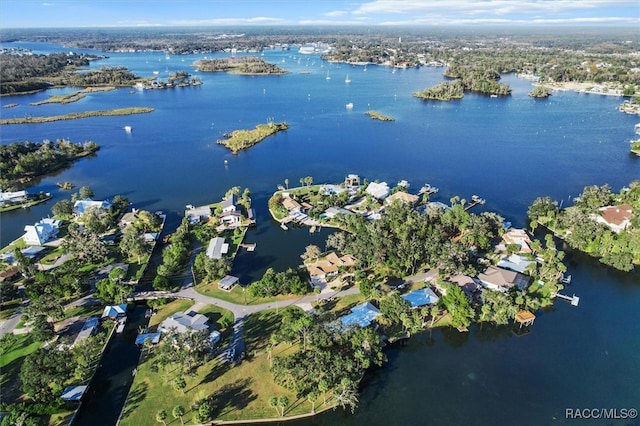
1 0 638 29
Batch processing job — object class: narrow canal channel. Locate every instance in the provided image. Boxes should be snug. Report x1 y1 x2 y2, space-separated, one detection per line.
74 304 149 426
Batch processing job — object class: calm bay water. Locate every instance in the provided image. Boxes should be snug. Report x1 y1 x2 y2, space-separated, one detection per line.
1 42 639 425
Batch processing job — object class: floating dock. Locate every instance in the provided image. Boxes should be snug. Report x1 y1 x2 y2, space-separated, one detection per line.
552 292 580 306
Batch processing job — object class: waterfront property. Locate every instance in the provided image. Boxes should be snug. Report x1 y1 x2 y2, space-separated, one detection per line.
73 198 112 216
186 205 212 224
206 236 229 260
496 254 536 274
340 302 381 329
158 311 209 333
498 228 534 253
102 304 128 320
22 217 61 245
477 266 531 293
593 204 634 233
402 287 440 307
365 181 390 200
218 274 239 291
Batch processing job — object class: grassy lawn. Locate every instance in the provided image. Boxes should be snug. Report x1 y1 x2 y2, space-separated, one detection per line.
195 281 300 306
63 304 103 319
147 299 195 330
198 304 234 331
0 333 42 403
119 308 333 425
0 298 22 320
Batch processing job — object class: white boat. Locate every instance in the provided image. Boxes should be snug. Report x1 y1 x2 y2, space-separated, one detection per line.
345 73 351 83
326 71 331 80
345 103 354 109
152 71 159 75
124 126 132 133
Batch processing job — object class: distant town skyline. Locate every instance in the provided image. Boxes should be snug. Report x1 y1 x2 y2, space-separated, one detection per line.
1 0 638 28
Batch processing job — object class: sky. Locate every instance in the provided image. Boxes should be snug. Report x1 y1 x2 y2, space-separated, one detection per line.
0 0 638 28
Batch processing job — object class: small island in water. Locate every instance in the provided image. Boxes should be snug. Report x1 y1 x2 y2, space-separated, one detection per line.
217 121 289 153
529 86 552 98
365 111 395 121
194 56 288 75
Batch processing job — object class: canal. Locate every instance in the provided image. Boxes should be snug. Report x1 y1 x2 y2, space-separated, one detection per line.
73 304 149 426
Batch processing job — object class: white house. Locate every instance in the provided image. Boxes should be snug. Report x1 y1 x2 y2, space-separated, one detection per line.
206 237 229 260
159 311 210 334
365 182 390 200
73 199 112 215
22 218 61 245
222 194 238 213
497 254 536 274
0 190 28 206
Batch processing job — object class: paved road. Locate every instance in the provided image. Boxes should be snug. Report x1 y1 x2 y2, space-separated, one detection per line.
0 302 27 337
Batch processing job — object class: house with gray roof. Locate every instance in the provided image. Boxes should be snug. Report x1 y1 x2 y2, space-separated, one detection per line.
206 237 229 259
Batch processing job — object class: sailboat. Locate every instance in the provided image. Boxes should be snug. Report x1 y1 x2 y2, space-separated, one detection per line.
345 73 351 83
326 70 331 80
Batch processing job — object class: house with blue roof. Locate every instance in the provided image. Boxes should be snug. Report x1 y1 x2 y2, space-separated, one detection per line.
340 302 381 329
402 287 440 307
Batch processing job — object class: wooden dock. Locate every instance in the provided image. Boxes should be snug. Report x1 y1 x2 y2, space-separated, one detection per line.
240 243 256 251
464 195 485 211
552 292 580 306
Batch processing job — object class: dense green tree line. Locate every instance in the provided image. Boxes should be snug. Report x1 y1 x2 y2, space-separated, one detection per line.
0 52 95 94
248 267 309 298
528 180 640 271
0 139 99 191
413 80 464 100
271 308 385 413
62 66 140 86
327 202 504 277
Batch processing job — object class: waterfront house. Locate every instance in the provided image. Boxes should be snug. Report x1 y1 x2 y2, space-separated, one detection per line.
222 194 238 214
497 254 536 274
385 191 419 206
402 287 440 307
101 304 128 319
477 266 531 293
447 274 481 299
340 302 381 329
159 311 209 334
321 206 354 220
22 217 61 245
218 275 239 291
594 204 634 233
186 205 211 224
282 197 302 212
73 316 99 346
365 182 390 200
206 237 229 260
499 228 533 253
73 199 112 216
119 209 139 228
345 174 361 187
220 210 242 226
0 190 28 206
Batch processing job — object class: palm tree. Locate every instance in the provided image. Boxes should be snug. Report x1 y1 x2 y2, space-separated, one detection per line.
172 405 185 426
155 409 167 426
269 396 279 416
307 390 319 414
277 395 289 416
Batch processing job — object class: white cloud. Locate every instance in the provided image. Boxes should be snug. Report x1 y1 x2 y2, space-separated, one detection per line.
324 10 348 17
42 2 54 6
352 0 639 19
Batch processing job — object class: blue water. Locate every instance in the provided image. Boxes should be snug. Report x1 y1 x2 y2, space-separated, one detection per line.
1 42 639 425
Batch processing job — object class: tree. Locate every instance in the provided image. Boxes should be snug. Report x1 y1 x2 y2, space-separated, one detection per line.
172 405 185 426
333 378 359 413
120 227 151 264
20 346 73 403
173 376 187 394
13 247 35 279
301 245 321 262
155 409 167 426
440 283 474 328
269 396 279 416
277 395 289 416
51 199 73 217
31 315 55 342
307 390 319 414
78 185 94 200
62 224 108 264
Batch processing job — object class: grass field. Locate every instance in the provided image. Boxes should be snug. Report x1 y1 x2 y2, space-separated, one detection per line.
0 333 42 403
